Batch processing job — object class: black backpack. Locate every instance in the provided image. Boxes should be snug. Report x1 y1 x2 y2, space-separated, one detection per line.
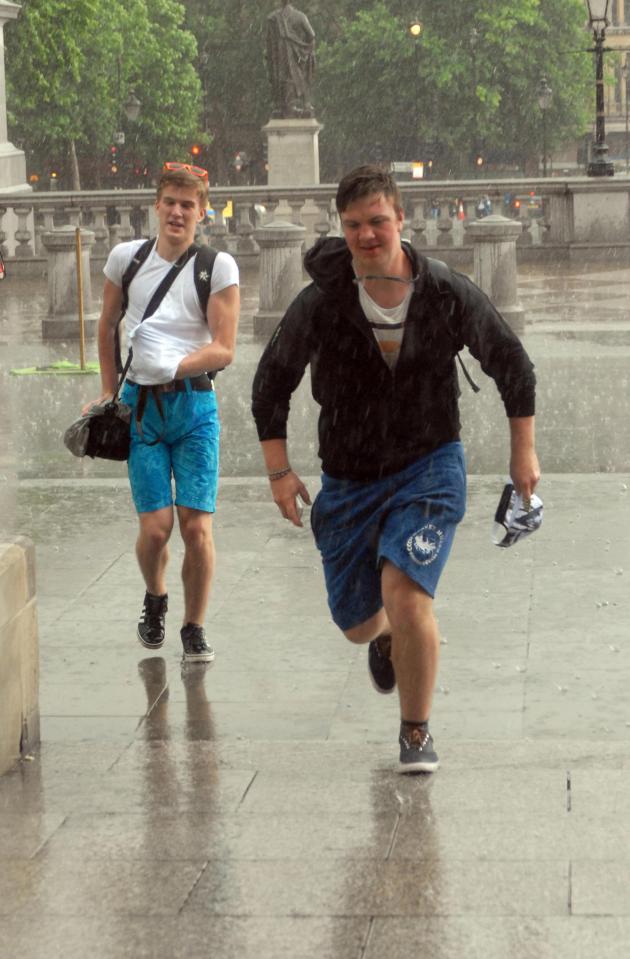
115 238 218 372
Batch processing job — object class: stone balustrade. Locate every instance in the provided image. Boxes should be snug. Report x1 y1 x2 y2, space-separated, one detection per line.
0 176 629 275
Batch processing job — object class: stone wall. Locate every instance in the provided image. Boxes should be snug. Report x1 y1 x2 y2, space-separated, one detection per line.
0 536 40 776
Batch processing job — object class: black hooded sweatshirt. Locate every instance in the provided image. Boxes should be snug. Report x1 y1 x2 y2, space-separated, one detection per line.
252 236 536 482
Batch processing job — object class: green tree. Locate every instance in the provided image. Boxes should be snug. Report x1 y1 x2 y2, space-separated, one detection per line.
5 0 202 188
314 0 592 178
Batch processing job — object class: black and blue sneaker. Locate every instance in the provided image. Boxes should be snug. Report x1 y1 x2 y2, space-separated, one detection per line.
399 721 439 774
368 634 395 694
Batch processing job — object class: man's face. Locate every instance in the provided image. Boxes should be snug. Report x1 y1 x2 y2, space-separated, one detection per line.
155 184 205 248
340 192 404 272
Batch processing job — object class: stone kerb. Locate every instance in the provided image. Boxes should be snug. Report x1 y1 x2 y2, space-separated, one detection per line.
40 225 98 339
253 219 306 337
466 214 525 333
0 537 40 776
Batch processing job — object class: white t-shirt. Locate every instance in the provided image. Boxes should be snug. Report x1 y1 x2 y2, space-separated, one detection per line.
104 239 239 385
358 284 412 370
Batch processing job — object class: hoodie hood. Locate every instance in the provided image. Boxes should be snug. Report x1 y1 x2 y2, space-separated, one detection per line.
303 236 353 294
304 235 424 297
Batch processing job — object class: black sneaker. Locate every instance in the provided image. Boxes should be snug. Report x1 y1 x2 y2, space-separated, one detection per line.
368 634 395 694
399 722 439 774
137 592 168 650
181 623 215 664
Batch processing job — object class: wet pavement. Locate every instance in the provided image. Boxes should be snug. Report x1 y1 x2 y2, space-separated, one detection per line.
2 263 630 957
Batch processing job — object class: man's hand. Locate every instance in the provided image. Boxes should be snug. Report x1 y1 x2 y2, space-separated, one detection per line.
270 470 311 527
510 447 541 504
82 392 114 416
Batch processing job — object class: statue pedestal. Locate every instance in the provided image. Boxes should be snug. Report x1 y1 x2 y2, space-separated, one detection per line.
263 118 322 186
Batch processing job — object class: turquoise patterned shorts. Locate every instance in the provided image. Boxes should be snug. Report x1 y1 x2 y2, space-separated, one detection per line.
121 381 220 515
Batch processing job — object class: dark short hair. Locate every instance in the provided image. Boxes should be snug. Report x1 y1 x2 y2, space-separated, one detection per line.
156 169 209 209
335 164 402 214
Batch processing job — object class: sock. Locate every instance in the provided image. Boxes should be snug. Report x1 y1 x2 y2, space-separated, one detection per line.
401 718 429 731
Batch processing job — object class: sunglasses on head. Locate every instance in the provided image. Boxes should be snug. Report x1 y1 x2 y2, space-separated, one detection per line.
163 161 208 182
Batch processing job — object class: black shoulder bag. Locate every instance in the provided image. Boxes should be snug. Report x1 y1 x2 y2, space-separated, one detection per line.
64 244 197 461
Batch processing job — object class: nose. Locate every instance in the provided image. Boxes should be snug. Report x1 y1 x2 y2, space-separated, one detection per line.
357 222 376 243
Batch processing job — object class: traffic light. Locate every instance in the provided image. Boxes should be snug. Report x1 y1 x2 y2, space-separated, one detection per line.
110 144 118 175
191 144 202 161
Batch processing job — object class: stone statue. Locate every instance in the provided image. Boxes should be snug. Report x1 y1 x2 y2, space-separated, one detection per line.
265 1 316 119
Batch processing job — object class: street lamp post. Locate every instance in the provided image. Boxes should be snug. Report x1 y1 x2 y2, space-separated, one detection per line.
585 0 614 176
537 76 553 176
408 16 423 174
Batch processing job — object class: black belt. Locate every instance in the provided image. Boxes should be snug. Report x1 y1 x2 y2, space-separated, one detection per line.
127 375 215 393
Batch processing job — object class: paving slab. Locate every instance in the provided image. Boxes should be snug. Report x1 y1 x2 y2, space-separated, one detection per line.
1 418 630 954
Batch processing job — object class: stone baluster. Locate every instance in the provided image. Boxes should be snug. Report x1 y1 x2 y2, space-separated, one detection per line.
110 204 134 245
287 198 304 227
410 202 427 249
35 206 56 256
209 207 230 252
65 205 81 228
253 219 306 337
40 226 98 338
235 201 257 256
314 198 332 239
0 206 7 257
516 216 533 246
436 216 454 247
264 199 279 223
466 215 525 333
90 206 110 257
13 205 34 258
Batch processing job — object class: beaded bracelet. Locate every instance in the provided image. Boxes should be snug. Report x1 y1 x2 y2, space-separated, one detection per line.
268 466 292 481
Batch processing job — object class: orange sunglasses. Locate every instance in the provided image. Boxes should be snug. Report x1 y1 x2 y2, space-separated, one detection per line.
162 161 209 182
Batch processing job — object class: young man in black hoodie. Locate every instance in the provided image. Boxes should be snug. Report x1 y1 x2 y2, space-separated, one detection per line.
252 165 539 773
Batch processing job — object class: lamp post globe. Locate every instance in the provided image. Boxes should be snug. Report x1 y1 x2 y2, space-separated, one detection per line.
585 0 614 176
124 91 142 123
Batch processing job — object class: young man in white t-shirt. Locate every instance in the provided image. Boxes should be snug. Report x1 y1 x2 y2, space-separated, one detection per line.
85 165 240 662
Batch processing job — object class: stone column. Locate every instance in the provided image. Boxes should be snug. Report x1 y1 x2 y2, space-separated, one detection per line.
466 214 525 333
0 3 32 254
40 226 98 339
253 219 306 337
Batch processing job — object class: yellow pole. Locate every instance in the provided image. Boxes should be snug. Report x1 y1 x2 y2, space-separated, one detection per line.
75 227 86 370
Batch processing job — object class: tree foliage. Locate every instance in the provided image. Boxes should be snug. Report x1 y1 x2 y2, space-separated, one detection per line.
315 0 593 178
5 0 594 186
5 0 201 188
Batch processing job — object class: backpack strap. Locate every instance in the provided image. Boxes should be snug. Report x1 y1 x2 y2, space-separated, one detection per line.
426 257 480 394
191 243 220 381
115 238 156 373
192 243 219 317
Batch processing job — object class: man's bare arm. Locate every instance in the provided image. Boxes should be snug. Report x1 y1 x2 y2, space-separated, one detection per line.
176 284 240 378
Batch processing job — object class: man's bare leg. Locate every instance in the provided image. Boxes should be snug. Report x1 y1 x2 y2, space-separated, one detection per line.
380 561 439 723
177 507 215 626
136 507 174 595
